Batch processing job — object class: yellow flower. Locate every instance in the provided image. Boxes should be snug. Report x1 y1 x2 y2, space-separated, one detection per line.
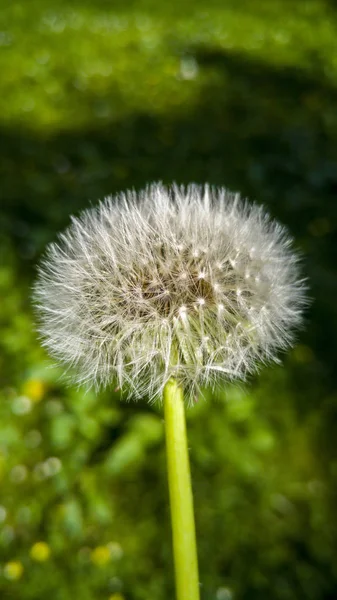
3 561 24 580
22 379 45 403
109 595 125 600
30 541 51 562
90 545 111 566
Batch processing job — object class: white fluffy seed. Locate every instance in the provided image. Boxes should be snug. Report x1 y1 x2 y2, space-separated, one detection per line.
33 182 307 402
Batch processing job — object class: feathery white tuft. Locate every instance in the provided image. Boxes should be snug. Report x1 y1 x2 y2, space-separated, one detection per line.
33 183 307 402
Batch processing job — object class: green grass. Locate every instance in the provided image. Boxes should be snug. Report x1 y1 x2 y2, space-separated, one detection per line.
1 1 337 599
2 1 337 131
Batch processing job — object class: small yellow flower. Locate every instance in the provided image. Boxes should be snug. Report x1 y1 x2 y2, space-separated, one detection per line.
30 541 51 562
109 594 125 600
90 545 111 566
22 379 45 403
3 561 24 580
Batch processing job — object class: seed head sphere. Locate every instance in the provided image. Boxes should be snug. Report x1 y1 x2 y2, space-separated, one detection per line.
34 183 306 401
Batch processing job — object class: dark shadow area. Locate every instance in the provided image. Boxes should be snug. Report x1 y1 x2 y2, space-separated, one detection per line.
2 49 337 238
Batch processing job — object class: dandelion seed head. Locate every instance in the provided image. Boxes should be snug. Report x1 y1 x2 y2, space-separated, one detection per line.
33 183 307 402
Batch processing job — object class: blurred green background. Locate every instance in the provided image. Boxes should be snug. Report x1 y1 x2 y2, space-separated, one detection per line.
1 0 337 598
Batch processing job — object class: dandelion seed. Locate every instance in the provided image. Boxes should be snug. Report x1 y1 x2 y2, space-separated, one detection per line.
33 183 307 402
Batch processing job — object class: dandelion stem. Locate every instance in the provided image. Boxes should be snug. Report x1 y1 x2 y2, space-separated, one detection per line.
163 378 200 600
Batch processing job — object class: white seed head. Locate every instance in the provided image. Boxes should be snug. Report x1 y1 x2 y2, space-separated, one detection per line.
33 183 307 402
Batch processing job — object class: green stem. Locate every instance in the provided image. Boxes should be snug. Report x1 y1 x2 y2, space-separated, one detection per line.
163 379 200 600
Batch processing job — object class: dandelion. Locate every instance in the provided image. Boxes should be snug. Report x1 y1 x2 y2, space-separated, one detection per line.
90 545 111 566
33 183 305 402
33 182 306 600
3 561 24 580
30 541 51 562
